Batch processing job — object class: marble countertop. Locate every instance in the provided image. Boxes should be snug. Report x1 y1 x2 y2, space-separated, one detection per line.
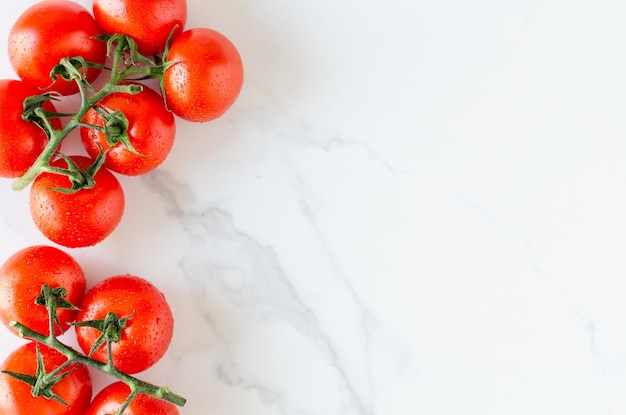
2 0 626 414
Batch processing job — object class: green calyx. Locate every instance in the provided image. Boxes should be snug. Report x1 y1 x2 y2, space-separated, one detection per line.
2 344 78 407
71 311 133 357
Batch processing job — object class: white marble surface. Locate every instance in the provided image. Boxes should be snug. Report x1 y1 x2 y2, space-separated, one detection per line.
2 0 626 414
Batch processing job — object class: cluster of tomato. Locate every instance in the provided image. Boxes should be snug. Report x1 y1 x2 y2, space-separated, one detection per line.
0 0 245 413
0 0 243 248
0 245 179 414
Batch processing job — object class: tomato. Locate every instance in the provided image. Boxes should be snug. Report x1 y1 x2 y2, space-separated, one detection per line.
74 275 174 374
0 80 62 178
8 0 107 96
0 246 85 337
81 83 176 176
85 381 179 415
0 342 92 415
163 28 244 122
29 156 125 248
93 0 187 56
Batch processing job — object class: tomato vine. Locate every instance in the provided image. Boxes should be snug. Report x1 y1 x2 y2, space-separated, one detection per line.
0 0 245 412
11 34 173 193
4 284 185 414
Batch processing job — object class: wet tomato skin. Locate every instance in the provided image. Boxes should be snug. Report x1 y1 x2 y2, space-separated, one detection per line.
81 83 176 176
29 156 125 248
0 245 86 336
0 80 61 178
164 28 244 123
75 274 174 374
8 0 107 95
0 342 92 415
93 0 187 56
85 381 180 415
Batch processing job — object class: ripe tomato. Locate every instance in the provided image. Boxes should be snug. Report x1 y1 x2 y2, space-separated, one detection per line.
163 28 244 122
81 83 176 176
0 245 85 337
0 342 92 415
8 0 107 96
29 156 125 248
93 0 187 56
74 275 174 374
85 381 180 415
0 80 62 178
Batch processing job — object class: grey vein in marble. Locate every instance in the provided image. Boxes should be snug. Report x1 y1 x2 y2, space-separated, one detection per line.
141 170 389 414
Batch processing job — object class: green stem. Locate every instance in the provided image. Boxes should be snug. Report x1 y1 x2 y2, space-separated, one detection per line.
116 388 141 415
45 358 76 381
10 37 155 191
9 321 186 408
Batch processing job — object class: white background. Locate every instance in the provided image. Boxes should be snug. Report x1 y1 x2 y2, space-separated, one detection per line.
1 0 626 414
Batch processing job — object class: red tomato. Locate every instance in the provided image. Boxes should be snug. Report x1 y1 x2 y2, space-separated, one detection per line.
81 83 176 176
85 381 180 415
74 275 174 374
8 0 107 95
163 28 244 122
0 80 62 178
29 156 125 248
93 0 187 56
0 246 85 337
0 342 92 415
